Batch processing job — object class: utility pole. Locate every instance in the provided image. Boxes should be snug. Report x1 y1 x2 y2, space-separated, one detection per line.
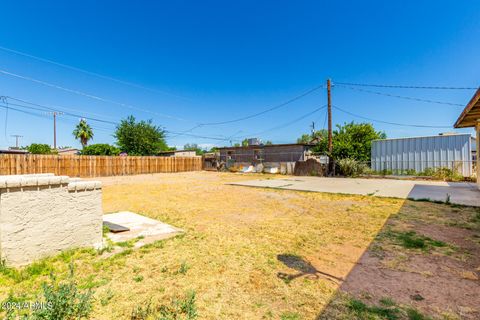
45 111 64 149
10 135 22 149
327 79 333 175
310 121 315 136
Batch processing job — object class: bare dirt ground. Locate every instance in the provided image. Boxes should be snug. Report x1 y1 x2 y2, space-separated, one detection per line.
1 171 479 319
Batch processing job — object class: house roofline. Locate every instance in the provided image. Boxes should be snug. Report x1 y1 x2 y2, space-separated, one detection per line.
217 143 315 150
454 88 480 128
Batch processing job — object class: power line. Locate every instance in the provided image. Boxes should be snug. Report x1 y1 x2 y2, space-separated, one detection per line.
334 81 478 90
0 45 192 101
198 84 325 126
7 96 119 121
0 68 191 121
333 105 452 128
335 84 465 106
238 104 327 139
2 96 234 142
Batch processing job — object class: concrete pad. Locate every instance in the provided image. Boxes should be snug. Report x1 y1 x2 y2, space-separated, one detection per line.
229 177 480 207
103 211 183 247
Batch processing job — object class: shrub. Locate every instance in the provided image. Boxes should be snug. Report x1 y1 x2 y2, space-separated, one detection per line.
2 264 93 319
418 167 463 181
81 144 120 156
27 143 54 154
337 158 367 177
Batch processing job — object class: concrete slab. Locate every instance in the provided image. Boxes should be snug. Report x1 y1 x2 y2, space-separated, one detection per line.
229 177 480 207
103 211 183 247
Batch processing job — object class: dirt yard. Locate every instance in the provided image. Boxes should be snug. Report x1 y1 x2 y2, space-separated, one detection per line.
1 171 479 319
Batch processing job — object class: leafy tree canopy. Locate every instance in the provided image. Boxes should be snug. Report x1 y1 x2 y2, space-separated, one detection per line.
114 115 168 155
26 143 54 154
184 143 205 155
298 122 385 161
81 144 120 156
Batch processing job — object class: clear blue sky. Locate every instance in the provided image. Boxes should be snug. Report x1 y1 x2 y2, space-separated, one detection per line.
0 1 479 150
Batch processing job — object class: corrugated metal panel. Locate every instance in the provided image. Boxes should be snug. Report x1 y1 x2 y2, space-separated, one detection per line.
371 134 473 176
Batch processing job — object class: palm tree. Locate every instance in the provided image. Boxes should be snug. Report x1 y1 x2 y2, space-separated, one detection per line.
73 118 94 148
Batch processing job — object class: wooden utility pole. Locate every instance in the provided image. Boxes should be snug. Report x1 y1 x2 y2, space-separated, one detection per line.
327 79 332 153
10 135 23 149
46 111 63 149
327 79 333 175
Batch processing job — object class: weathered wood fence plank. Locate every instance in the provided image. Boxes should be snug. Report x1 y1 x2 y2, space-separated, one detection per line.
0 155 202 177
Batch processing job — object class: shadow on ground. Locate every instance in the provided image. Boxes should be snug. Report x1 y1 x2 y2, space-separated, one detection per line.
277 254 343 284
320 199 479 319
276 199 480 319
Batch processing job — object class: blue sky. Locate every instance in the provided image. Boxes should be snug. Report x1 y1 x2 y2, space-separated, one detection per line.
0 1 479 149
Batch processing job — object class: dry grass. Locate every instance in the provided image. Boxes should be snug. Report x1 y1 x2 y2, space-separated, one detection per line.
1 171 478 319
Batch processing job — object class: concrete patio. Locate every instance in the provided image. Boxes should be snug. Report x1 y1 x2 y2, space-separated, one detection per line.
229 176 480 206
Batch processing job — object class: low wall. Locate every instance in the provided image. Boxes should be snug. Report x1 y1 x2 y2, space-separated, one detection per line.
0 173 103 266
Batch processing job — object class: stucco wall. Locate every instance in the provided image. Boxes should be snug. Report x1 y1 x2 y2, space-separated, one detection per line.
0 174 103 266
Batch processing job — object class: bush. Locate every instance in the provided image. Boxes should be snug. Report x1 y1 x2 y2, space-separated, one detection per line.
81 144 120 156
337 158 367 177
27 143 54 154
418 167 463 181
3 264 93 319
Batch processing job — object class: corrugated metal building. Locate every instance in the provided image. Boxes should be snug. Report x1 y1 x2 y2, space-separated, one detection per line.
218 143 313 163
371 133 475 177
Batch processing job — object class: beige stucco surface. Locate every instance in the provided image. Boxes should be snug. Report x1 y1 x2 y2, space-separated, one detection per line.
0 174 103 266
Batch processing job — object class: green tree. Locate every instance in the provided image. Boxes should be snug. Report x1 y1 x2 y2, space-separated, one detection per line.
298 122 385 161
332 122 385 161
81 144 120 156
73 119 94 148
184 143 205 155
114 115 167 155
241 139 249 147
27 143 53 154
297 129 328 153
264 140 273 145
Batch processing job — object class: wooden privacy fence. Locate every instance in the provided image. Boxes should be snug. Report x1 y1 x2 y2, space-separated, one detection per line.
0 155 203 177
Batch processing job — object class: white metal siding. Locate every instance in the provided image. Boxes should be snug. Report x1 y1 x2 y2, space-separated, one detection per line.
371 134 473 176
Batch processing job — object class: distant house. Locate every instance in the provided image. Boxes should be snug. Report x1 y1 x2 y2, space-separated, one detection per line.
57 148 81 155
454 88 480 187
0 149 28 155
371 133 475 177
218 143 314 164
157 150 197 157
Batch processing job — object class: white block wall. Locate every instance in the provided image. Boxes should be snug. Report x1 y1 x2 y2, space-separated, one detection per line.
0 174 103 266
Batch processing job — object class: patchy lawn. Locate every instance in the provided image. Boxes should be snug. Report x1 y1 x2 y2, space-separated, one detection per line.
1 172 479 319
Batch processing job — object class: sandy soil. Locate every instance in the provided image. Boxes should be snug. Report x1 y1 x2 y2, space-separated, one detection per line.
2 172 478 319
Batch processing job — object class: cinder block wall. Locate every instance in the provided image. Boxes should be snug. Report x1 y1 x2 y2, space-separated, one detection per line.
0 174 103 266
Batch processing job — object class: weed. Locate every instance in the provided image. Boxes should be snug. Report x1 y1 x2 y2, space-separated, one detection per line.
3 263 94 319
347 298 400 320
100 289 114 306
381 229 447 251
177 262 190 275
102 224 111 236
445 193 451 205
280 311 301 320
133 275 144 282
379 297 396 307
406 307 429 320
130 291 197 320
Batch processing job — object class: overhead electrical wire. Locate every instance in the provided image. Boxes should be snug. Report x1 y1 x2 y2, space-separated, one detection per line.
0 45 192 100
1 97 232 141
238 104 327 139
333 105 452 128
334 84 465 106
0 68 191 121
198 84 325 126
334 81 478 90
